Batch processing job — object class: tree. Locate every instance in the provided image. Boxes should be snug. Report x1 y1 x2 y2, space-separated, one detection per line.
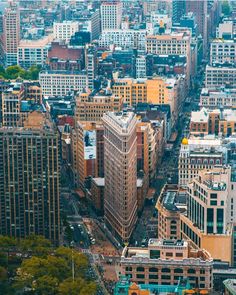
0 252 8 268
14 248 91 294
5 65 22 79
19 235 52 257
58 278 96 295
0 266 7 282
33 275 59 295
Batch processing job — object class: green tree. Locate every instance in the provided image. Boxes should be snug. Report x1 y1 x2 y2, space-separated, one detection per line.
58 278 96 295
33 275 59 295
5 65 22 79
19 235 52 257
0 266 7 282
0 252 8 268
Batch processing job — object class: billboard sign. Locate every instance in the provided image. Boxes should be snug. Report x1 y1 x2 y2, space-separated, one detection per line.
84 130 96 160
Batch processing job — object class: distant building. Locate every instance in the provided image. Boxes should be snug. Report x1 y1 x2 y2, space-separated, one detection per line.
102 111 138 242
99 29 147 50
210 39 236 66
112 77 186 126
205 65 236 89
53 21 79 44
39 70 88 97
200 87 236 109
17 35 53 68
47 42 85 71
0 112 60 244
3 3 20 66
178 136 226 187
121 238 213 289
190 108 236 137
75 90 123 122
100 1 122 31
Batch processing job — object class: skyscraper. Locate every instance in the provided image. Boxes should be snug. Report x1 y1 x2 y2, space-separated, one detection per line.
3 2 20 66
0 111 60 244
102 111 138 242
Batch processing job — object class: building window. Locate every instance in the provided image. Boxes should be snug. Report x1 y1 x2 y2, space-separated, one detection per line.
188 269 196 274
161 275 171 280
136 267 144 272
174 268 183 273
149 267 158 273
162 268 171 273
136 274 145 279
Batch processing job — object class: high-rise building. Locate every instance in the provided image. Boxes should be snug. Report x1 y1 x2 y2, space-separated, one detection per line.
185 0 208 56
100 1 122 31
172 0 185 24
0 111 60 244
180 166 236 265
3 3 20 66
102 111 138 242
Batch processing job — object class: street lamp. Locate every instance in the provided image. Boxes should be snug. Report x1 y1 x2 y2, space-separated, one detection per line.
70 241 75 282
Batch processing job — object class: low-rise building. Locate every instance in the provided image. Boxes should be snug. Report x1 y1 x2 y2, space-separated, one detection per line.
178 136 227 187
224 279 236 295
75 90 123 122
190 108 236 137
99 29 148 50
205 65 236 89
121 239 213 290
17 35 53 68
200 87 236 109
39 70 88 97
53 21 79 44
156 184 187 241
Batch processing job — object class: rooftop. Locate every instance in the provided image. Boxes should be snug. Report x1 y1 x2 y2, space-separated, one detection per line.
223 279 236 295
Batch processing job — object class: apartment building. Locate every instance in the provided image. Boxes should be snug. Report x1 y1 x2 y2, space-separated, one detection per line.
156 184 187 241
75 91 122 122
99 29 148 50
71 121 104 187
145 32 193 84
3 3 20 66
39 70 88 97
190 108 236 137
2 82 24 127
121 239 213 290
205 65 236 89
178 136 227 188
17 35 53 68
210 39 236 66
181 166 236 265
112 77 185 126
100 1 122 31
0 112 60 244
53 21 79 43
200 87 236 109
102 111 138 242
